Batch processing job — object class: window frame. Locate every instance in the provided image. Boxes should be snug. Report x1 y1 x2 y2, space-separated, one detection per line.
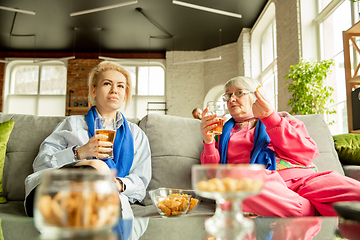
313 0 358 134
122 63 166 97
259 17 278 111
4 59 68 115
115 60 166 119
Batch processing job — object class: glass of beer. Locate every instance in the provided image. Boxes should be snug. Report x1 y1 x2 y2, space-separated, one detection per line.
95 117 116 158
206 101 226 135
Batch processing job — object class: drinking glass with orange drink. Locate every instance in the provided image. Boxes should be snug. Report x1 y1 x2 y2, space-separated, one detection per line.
95 117 116 159
206 101 227 135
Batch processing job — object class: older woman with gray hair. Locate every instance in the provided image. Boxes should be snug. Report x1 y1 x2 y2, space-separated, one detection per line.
200 76 360 217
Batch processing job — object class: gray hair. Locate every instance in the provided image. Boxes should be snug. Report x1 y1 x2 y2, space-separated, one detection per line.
224 76 265 104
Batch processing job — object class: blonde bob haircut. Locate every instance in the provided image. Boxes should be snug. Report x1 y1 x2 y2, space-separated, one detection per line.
224 76 265 105
88 61 132 108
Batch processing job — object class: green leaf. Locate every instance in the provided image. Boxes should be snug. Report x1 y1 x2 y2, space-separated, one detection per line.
284 58 335 122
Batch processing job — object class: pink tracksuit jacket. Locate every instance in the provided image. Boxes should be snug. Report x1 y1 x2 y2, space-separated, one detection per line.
201 111 360 217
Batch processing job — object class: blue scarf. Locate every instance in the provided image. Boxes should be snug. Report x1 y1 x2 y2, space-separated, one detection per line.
85 106 134 177
218 118 276 170
113 218 133 240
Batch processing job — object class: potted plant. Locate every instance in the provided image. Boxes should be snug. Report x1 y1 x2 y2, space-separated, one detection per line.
284 59 336 120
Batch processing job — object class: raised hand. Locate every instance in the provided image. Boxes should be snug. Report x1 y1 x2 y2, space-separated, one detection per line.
252 90 273 119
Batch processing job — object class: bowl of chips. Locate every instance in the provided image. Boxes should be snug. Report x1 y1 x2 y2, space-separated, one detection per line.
149 188 200 217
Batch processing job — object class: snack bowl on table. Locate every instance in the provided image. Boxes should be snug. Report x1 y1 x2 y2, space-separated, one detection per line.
192 164 265 239
34 169 120 238
180 189 200 214
149 188 200 217
192 164 265 200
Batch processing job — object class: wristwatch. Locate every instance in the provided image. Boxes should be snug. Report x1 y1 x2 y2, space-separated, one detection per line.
117 178 126 192
72 145 81 160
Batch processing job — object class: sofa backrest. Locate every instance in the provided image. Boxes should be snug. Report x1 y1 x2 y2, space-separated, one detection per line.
0 113 139 202
294 114 344 175
139 114 203 205
0 113 65 201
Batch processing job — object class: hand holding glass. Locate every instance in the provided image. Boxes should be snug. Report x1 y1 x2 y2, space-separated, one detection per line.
95 118 116 158
206 101 226 135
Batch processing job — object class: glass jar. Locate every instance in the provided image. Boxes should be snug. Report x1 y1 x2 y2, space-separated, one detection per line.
34 169 120 238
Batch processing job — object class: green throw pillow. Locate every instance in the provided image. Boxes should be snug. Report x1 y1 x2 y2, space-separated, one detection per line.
0 219 4 240
0 120 14 204
333 133 360 165
0 219 3 240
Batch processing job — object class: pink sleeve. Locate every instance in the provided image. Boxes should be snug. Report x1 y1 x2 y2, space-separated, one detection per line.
261 112 319 166
200 140 221 164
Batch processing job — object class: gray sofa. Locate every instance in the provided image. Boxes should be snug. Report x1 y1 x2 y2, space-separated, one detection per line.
0 112 357 219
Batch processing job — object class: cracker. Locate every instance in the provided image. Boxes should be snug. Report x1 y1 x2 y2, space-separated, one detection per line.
37 183 120 229
196 177 263 193
156 193 195 216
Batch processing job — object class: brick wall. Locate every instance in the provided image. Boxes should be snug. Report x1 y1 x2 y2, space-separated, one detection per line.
237 28 251 77
204 43 238 94
0 63 4 112
165 42 239 118
66 59 101 115
165 51 205 117
274 0 301 112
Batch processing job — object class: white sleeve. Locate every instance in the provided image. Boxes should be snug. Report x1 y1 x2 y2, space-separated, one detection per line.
33 116 88 172
120 124 151 203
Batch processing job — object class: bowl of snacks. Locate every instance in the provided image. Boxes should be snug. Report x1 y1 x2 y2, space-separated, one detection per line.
149 188 200 217
192 164 264 200
181 189 200 214
191 164 265 238
34 169 120 238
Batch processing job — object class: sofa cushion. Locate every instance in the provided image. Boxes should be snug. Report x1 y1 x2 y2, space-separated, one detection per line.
294 114 344 175
0 113 65 201
0 120 14 203
0 201 27 217
333 133 360 165
139 114 203 205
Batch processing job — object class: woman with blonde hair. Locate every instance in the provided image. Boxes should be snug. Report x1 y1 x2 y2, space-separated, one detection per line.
24 61 151 220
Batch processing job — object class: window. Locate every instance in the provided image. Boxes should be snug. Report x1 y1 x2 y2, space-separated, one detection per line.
4 61 67 116
261 21 276 71
316 0 356 134
260 19 278 111
120 64 166 119
251 2 277 112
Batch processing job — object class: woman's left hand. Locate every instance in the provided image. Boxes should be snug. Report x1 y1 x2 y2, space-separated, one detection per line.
252 90 273 119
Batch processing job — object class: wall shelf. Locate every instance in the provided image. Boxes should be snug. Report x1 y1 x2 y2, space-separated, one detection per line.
66 107 90 112
343 20 360 133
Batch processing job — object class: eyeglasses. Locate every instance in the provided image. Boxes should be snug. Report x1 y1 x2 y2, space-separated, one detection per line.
222 89 253 102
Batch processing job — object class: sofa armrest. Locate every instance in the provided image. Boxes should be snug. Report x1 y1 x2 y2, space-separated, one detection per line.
342 165 360 182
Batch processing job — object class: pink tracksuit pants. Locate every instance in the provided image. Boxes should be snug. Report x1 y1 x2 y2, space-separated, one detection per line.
242 170 360 217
